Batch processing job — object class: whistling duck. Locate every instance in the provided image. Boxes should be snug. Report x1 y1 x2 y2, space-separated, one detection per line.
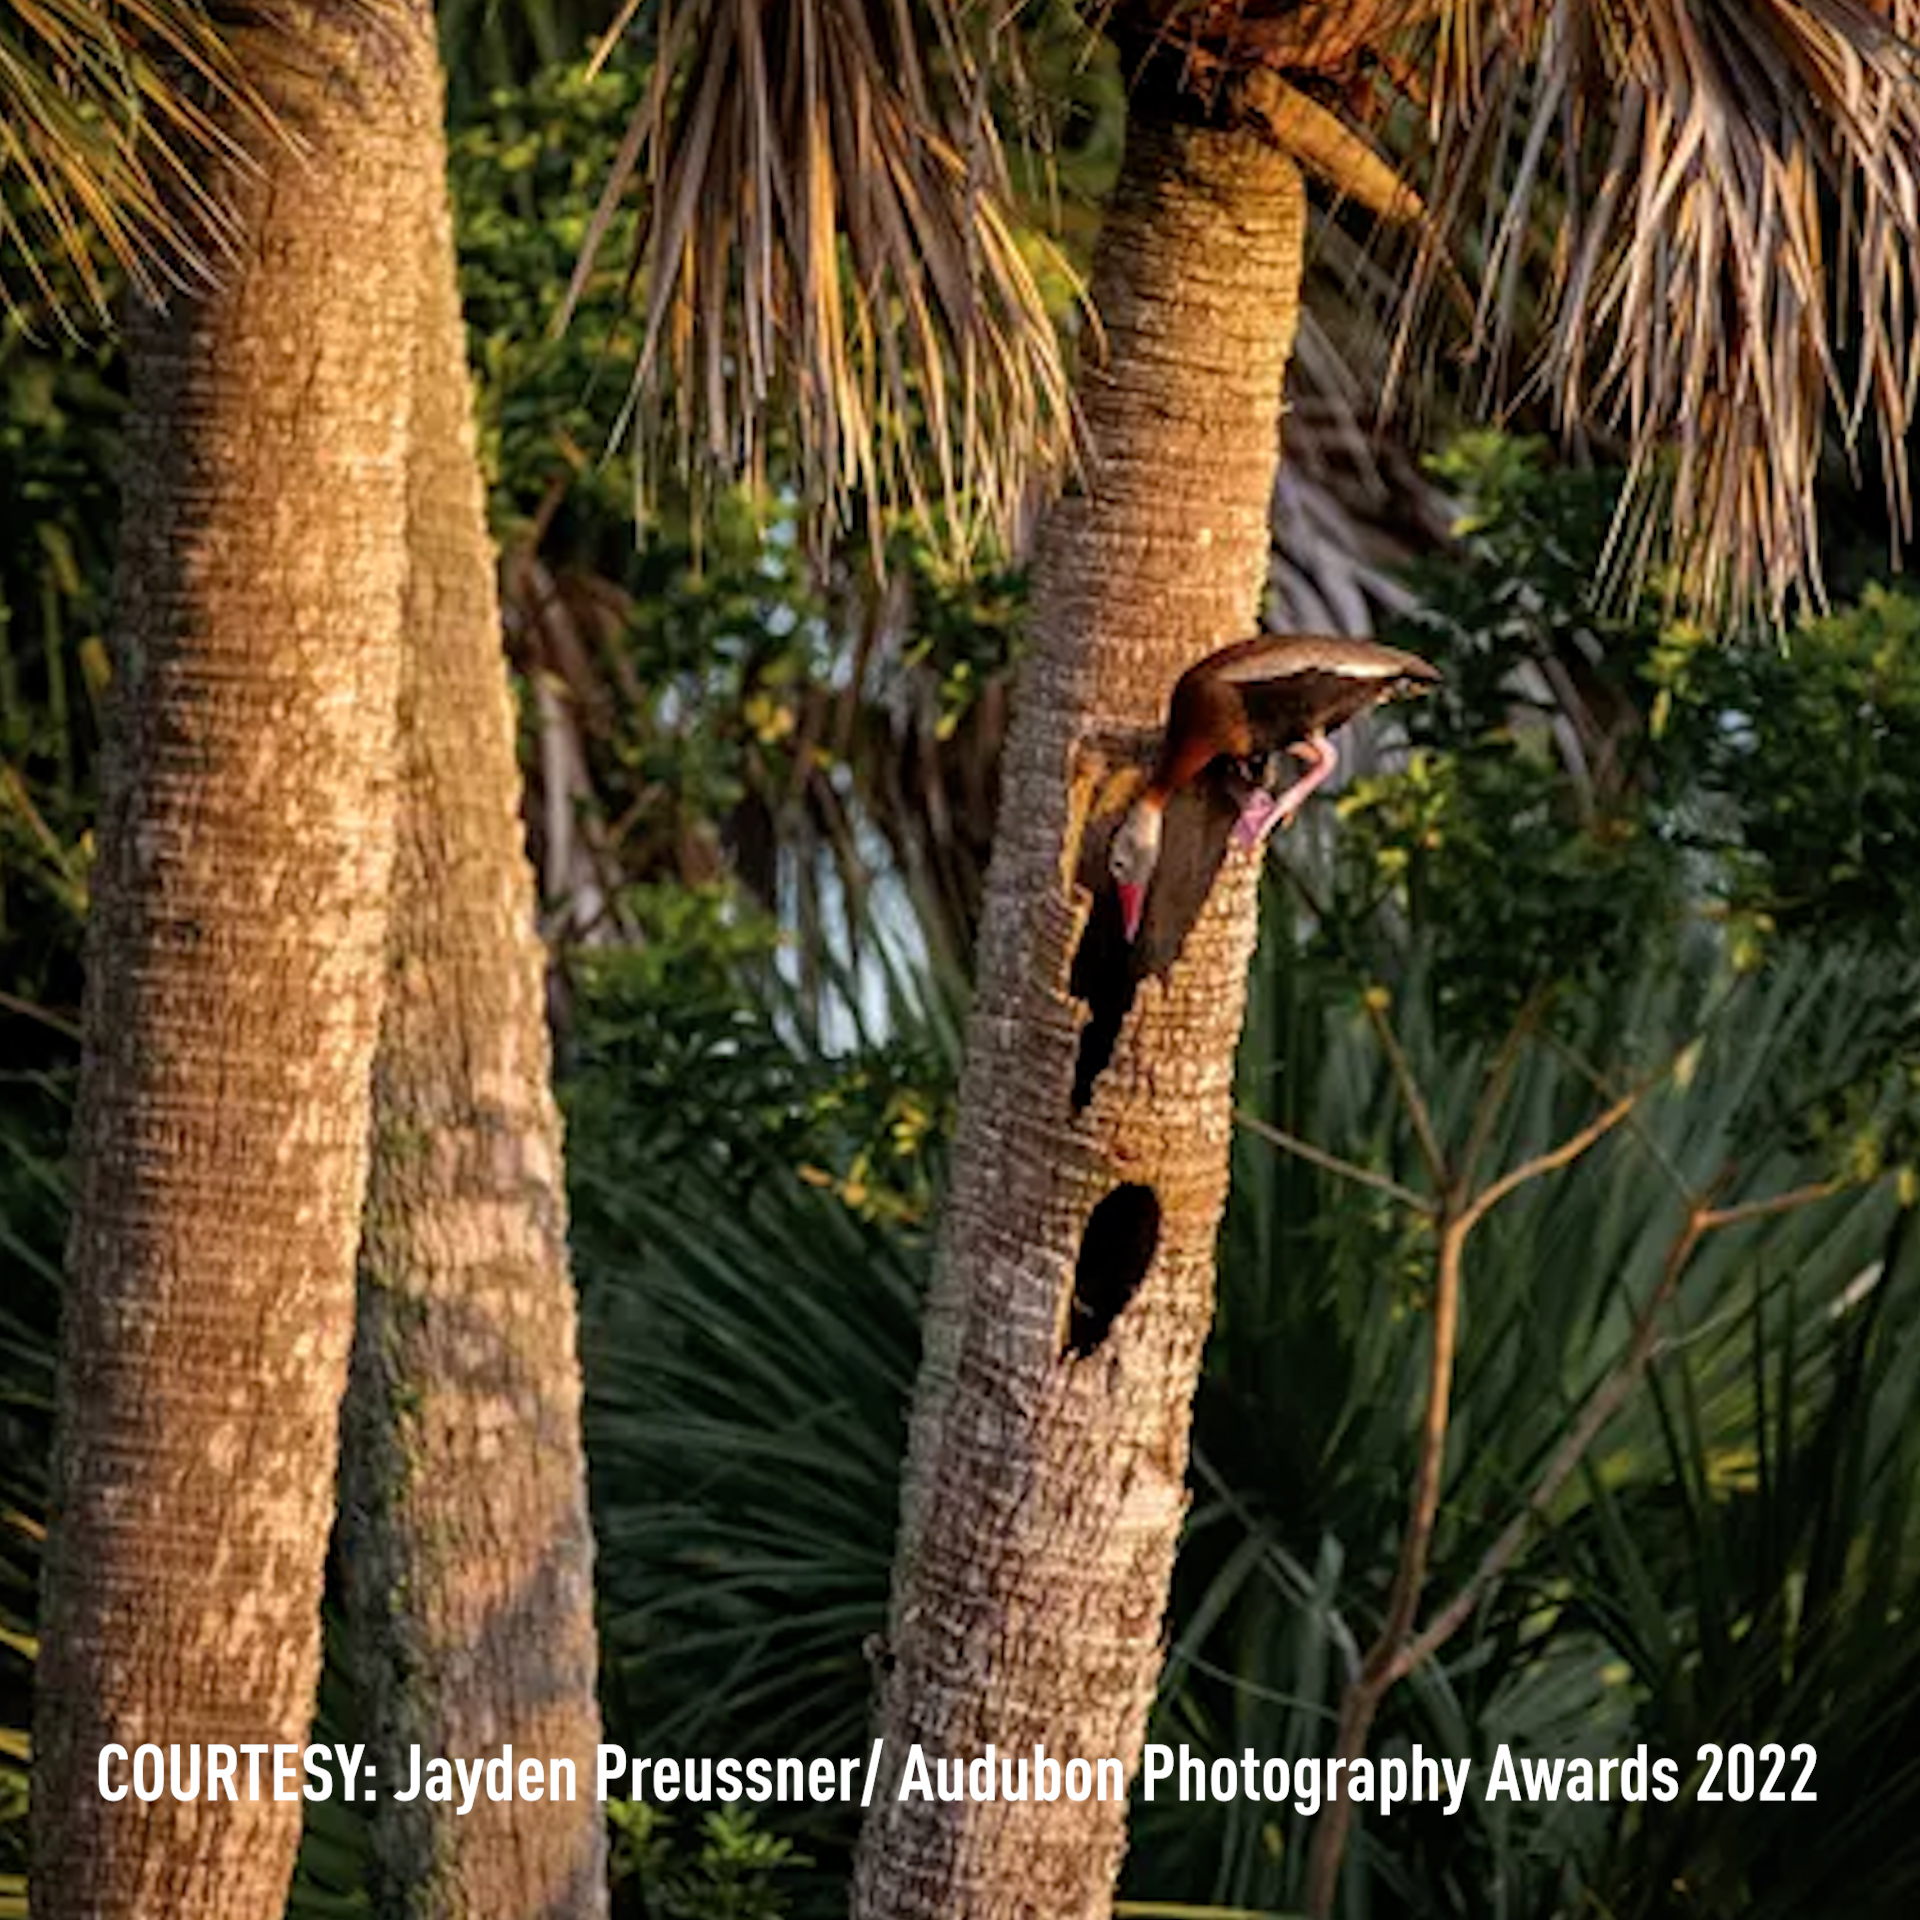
1109 633 1439 939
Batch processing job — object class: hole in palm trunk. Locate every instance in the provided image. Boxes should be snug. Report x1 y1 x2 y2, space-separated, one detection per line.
1068 780 1238 1112
1065 1182 1160 1357
1069 888 1140 1111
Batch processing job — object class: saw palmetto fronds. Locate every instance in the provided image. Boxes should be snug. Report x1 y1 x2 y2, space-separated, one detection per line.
569 0 1078 566
1414 0 1920 624
0 0 279 320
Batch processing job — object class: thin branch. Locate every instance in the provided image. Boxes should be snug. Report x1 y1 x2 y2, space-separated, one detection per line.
1388 1199 1710 1688
1460 993 1545 1192
1113 1905 1292 1920
1456 1083 1643 1237
1305 1192 1463 1917
1701 1181 1843 1234
1545 1030 1698 1207
1364 990 1449 1189
1372 1214 1466 1664
1390 1175 1845 1686
1233 1108 1432 1215
2 1506 47 1544
0 990 81 1043
1305 1060 1669 1919
1305 1013 1762 1914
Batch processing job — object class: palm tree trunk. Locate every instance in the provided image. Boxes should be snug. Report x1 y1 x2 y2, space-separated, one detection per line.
336 72 609 1920
30 7 430 1914
853 104 1306 1919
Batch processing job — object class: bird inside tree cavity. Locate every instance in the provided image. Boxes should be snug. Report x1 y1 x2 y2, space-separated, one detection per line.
1109 632 1439 940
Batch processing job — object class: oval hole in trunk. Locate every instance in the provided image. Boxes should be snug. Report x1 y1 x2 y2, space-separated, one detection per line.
1065 1182 1160 1357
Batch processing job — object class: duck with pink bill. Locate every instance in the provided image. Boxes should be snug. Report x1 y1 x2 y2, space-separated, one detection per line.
1108 632 1440 941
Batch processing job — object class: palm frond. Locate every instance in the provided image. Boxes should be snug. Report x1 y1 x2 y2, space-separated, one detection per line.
569 0 1079 566
1410 0 1920 623
0 0 283 321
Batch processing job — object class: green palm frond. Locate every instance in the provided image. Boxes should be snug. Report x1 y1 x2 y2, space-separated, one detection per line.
0 0 281 320
569 0 1079 565
1412 0 1920 623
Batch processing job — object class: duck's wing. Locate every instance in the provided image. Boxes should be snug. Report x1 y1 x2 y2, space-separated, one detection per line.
1206 634 1438 749
1204 633 1439 687
1133 780 1238 980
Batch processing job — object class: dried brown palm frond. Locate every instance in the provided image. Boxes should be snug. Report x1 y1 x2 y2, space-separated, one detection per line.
1274 197 1459 638
0 0 285 320
567 0 1079 567
1403 0 1920 624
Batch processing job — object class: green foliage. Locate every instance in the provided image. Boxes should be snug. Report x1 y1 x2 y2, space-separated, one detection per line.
1325 434 1680 1035
1141 932 1920 1920
1423 431 1633 627
0 312 115 1030
579 1170 915 1728
1325 436 1920 1060
1556 1210 1920 1919
567 892 1920 1919
563 882 955 1229
438 0 607 124
608 1801 809 1920
573 1139 926 1915
447 54 647 531
1330 738 1678 1038
0 1068 65 1902
1651 584 1920 946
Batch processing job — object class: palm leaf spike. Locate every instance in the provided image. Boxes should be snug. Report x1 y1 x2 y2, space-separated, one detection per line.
0 0 288 322
568 0 1080 568
1415 0 1920 625
1234 68 1427 230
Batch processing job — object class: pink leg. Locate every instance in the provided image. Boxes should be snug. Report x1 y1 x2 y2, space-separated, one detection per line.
1270 731 1338 827
1230 788 1281 851
1229 734 1340 851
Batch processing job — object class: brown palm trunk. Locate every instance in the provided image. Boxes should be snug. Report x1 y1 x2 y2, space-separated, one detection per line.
336 71 609 1920
29 7 431 1913
852 106 1306 1919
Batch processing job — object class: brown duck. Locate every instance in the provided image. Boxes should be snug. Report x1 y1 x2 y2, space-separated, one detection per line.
1108 633 1440 939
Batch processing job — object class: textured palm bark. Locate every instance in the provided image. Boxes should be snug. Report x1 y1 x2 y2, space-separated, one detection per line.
29 8 429 1914
337 81 609 1920
853 109 1305 1919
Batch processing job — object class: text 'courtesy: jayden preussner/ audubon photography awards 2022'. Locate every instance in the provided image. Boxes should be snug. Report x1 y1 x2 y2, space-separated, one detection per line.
8 3 1920 1919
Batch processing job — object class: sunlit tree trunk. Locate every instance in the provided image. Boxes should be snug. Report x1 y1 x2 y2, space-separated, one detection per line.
29 6 430 1912
853 103 1306 1919
337 69 610 1920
